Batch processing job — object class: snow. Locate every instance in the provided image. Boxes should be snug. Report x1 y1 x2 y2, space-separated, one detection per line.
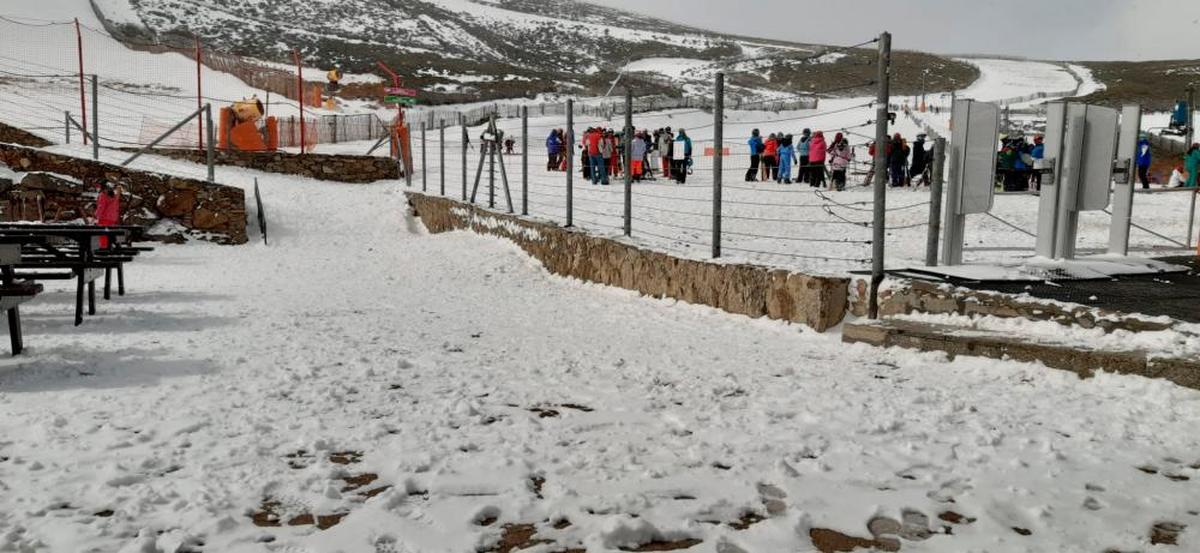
955 58 1080 103
0 146 1198 552
623 58 713 80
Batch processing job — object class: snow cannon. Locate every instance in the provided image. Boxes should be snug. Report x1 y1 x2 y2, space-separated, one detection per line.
218 96 278 152
323 67 344 110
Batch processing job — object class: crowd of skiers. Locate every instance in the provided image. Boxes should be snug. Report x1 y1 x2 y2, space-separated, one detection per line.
744 129 857 190
545 127 694 184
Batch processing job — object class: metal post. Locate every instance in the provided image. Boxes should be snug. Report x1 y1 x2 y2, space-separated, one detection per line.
440 123 446 196
195 36 203 151
91 75 99 160
421 122 427 192
521 106 528 216
869 32 891 319
566 99 574 227
75 18 87 147
64 111 70 144
488 116 496 208
1188 87 1197 249
623 89 633 236
461 113 468 201
712 72 724 258
205 104 215 183
925 137 945 266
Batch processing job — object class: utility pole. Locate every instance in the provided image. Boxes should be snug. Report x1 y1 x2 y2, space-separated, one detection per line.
623 89 633 236
869 31 891 320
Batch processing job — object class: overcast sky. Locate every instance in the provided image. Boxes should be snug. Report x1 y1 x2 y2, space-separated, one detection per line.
587 0 1200 61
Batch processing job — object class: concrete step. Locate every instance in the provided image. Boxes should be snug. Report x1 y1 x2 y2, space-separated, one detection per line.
843 318 1200 390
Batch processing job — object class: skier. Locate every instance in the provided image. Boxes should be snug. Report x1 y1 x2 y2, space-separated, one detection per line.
586 128 608 185
1186 143 1200 188
797 129 812 185
598 130 614 185
828 133 855 191
671 129 693 184
777 134 796 184
909 134 927 186
1030 135 1045 190
808 130 828 189
1168 164 1188 188
887 133 908 187
631 130 647 181
658 128 674 176
581 128 593 182
94 178 123 248
746 129 763 182
1136 135 1152 189
546 129 562 171
762 133 779 182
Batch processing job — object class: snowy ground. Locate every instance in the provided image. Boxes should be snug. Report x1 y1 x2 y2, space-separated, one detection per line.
1 149 1199 553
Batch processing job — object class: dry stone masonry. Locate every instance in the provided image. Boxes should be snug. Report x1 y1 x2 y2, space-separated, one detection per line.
0 143 246 244
126 149 400 184
406 192 850 332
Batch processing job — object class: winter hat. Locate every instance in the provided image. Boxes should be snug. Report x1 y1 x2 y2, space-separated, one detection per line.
893 133 902 140
834 132 843 143
814 131 824 137
752 129 760 136
802 128 811 135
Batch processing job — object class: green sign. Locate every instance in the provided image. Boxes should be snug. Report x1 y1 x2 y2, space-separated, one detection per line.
384 95 418 105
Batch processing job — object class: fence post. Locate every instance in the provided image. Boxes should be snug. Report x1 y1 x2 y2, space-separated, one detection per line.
869 31 892 320
925 137 946 266
293 49 305 154
75 18 87 147
712 73 724 258
91 75 99 160
521 106 528 216
64 111 70 144
623 89 633 236
566 99 574 227
421 122 427 192
460 113 467 201
196 36 203 151
488 115 496 208
206 104 215 183
1188 86 1197 249
404 124 413 188
440 123 446 196
331 117 338 144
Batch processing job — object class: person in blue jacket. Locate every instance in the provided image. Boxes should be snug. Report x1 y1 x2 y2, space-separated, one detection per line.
1136 136 1152 189
1030 135 1045 190
777 134 796 184
671 129 693 184
745 129 763 182
797 129 812 184
546 129 563 171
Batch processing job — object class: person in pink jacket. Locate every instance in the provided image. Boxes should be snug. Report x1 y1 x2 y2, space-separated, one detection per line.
807 131 828 188
94 178 123 248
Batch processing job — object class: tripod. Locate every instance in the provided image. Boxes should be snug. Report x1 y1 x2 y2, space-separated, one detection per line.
469 115 514 212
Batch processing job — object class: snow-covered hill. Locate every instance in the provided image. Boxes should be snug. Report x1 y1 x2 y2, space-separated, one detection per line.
91 0 979 103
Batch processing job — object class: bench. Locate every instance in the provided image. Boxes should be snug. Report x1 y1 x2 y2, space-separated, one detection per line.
0 227 133 326
0 242 43 354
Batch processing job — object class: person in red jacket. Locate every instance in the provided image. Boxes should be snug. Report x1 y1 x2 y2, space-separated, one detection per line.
761 133 779 182
94 178 123 248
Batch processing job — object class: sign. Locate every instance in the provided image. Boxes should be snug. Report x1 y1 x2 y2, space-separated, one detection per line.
384 87 418 97
950 99 1001 215
703 147 731 156
384 95 418 105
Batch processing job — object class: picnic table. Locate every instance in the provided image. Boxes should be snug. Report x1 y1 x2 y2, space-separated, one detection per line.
0 226 136 326
0 236 44 354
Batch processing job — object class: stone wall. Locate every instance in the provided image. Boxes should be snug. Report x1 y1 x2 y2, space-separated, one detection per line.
0 122 52 148
847 278 1174 333
0 143 246 244
407 192 850 332
125 148 399 183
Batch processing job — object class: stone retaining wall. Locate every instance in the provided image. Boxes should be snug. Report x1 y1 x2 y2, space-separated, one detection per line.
407 192 850 332
125 148 399 183
848 278 1174 333
0 143 246 244
0 122 52 148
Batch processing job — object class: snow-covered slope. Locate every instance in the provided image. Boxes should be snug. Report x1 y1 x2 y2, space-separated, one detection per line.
88 0 979 102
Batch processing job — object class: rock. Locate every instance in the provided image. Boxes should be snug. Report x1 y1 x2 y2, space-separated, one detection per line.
157 190 197 217
192 207 230 230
